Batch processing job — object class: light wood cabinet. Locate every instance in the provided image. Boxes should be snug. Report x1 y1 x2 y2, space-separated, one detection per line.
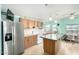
37 21 39 28
32 35 37 45
29 20 35 28
24 35 37 49
20 19 29 28
37 21 43 28
43 38 56 55
20 18 43 29
24 37 29 49
34 21 38 28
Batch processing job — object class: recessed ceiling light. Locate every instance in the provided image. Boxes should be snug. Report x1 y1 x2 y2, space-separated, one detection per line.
49 17 52 21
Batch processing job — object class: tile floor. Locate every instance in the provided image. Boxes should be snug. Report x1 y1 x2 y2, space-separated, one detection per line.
22 43 48 55
22 41 79 55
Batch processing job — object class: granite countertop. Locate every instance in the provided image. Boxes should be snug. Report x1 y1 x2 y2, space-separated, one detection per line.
41 33 79 43
24 34 38 37
41 34 61 40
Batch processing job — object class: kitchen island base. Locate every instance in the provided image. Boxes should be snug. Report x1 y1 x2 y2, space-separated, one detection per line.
43 38 56 55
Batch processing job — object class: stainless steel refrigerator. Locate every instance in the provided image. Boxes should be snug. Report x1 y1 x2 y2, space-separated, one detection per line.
2 20 24 55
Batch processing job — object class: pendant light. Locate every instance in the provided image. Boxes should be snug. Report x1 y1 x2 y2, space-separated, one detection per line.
54 20 58 23
49 16 52 21
70 15 75 20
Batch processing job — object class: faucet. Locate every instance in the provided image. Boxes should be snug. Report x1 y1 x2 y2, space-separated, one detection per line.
32 31 33 34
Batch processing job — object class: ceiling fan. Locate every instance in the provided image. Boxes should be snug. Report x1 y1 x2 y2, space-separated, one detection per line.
69 11 79 19
44 4 48 6
62 11 79 19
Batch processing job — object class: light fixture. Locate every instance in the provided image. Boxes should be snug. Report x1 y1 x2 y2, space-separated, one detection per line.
54 20 58 23
70 15 75 20
45 4 48 6
49 17 52 21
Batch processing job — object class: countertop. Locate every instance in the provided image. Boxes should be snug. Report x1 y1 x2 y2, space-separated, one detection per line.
41 34 61 40
24 34 38 37
41 33 79 43
24 29 44 37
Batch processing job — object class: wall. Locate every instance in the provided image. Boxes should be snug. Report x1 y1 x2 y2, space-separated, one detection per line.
58 17 79 35
43 16 79 36
43 20 58 33
0 5 1 55
14 15 20 22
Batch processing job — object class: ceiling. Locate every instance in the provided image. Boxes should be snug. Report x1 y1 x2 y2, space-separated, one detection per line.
1 4 79 22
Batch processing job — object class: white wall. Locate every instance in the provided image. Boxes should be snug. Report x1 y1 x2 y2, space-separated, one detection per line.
14 15 20 22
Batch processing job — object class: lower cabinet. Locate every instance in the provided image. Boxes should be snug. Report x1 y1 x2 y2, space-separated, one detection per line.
43 38 56 55
24 35 37 49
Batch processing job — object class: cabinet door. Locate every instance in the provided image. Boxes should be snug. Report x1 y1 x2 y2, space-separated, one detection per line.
24 37 30 49
43 39 47 52
32 21 35 28
28 36 33 47
20 19 29 28
46 40 50 53
34 21 38 28
29 20 34 28
26 19 29 28
32 35 37 45
37 21 43 28
40 22 43 28
24 37 26 49
24 36 37 49
29 35 37 46
37 21 39 28
51 40 55 54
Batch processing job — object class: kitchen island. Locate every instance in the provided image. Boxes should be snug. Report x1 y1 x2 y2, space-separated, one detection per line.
41 34 79 55
41 34 59 55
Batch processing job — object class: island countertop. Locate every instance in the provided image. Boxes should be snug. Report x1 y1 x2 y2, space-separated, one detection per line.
41 34 61 40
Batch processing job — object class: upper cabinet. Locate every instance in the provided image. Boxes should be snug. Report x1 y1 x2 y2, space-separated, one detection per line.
20 18 29 28
37 21 43 28
20 18 43 29
34 21 38 28
29 20 35 28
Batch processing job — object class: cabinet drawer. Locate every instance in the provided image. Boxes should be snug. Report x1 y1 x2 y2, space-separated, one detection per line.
24 35 37 49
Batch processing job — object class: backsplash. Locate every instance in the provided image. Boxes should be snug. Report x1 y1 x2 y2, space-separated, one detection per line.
24 28 44 36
